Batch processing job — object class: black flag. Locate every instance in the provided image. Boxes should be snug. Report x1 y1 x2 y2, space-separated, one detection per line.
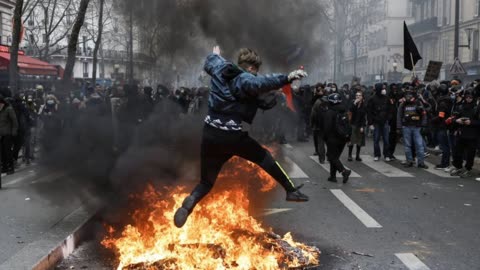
404 21 422 71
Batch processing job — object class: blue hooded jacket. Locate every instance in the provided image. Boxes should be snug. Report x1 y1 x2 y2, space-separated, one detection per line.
204 53 289 124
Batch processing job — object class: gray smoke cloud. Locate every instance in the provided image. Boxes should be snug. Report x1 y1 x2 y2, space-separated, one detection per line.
122 0 328 83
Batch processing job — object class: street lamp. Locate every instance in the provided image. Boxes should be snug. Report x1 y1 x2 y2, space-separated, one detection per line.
460 27 476 49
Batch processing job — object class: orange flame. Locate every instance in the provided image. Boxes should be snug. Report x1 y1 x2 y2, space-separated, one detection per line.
102 154 319 269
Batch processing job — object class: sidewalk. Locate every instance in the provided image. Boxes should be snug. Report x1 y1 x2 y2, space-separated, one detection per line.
0 163 99 269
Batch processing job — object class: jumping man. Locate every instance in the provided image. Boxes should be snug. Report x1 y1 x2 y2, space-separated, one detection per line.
174 46 309 228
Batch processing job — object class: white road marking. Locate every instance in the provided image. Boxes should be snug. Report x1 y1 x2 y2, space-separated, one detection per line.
309 156 361 177
260 208 293 216
2 170 37 187
330 189 382 228
360 155 413 177
3 171 67 187
395 253 431 270
423 162 458 178
284 157 309 178
284 143 293 149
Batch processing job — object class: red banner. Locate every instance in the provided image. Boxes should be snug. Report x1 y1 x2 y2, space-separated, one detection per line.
282 84 296 112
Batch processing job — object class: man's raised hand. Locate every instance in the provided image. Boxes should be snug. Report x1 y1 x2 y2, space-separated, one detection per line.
213 46 221 55
288 69 308 82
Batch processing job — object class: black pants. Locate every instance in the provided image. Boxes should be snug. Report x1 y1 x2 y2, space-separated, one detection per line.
13 132 25 162
188 125 297 206
388 128 397 158
1 135 14 172
452 137 477 170
313 130 326 162
326 141 346 178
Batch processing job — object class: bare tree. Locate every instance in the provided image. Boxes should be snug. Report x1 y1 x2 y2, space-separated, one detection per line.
91 0 105 85
23 0 74 60
62 0 91 89
10 0 24 94
321 0 380 82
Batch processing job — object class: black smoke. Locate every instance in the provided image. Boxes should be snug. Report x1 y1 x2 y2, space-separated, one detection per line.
121 0 328 82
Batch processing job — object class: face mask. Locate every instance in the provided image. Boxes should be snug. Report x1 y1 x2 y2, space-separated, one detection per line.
46 100 55 105
450 94 456 100
381 89 387 95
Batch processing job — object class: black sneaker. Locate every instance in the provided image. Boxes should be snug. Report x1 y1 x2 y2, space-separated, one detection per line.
327 177 338 183
434 164 448 170
342 169 352 183
389 156 397 161
173 195 196 228
286 184 309 202
313 152 319 156
348 156 353 162
403 161 414 168
417 163 429 169
319 159 325 164
355 157 362 162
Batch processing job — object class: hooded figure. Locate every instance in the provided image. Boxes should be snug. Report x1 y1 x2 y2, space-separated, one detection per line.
0 96 18 175
366 83 393 160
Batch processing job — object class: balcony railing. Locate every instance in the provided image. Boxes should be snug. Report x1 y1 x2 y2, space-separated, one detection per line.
409 17 439 35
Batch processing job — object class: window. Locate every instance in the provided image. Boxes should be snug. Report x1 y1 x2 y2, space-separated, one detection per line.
443 39 449 62
82 36 87 53
476 0 480 17
445 0 451 25
431 0 436 18
83 62 89 77
0 13 3 39
473 30 479 61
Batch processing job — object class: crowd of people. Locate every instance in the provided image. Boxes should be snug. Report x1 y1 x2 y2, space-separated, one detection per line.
0 76 479 188
299 79 480 180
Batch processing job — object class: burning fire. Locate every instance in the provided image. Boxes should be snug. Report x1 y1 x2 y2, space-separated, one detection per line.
102 153 320 270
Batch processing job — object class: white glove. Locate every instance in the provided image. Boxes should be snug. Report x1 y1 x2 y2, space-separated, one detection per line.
213 45 221 55
288 69 308 82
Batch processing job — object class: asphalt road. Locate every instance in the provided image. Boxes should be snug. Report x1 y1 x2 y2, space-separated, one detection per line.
0 163 94 266
57 138 480 270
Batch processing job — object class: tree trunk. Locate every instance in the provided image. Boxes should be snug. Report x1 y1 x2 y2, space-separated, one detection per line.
9 0 24 94
92 0 104 85
62 0 90 90
128 6 134 84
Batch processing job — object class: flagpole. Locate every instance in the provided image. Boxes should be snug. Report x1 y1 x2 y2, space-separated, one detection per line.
410 53 416 77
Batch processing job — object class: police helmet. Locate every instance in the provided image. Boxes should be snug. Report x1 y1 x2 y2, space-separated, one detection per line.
327 93 342 104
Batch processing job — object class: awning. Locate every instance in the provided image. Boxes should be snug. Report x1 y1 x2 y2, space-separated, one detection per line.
0 52 58 76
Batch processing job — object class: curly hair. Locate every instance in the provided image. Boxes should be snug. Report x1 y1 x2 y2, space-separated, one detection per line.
237 48 262 69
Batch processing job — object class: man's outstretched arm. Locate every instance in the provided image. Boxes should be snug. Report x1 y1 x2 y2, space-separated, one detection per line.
234 69 308 97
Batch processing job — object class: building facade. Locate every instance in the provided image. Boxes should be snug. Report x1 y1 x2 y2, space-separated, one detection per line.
0 0 14 46
341 0 413 85
410 0 480 82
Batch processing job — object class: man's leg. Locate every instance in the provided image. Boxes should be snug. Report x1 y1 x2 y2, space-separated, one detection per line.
402 127 414 164
451 136 464 169
318 133 326 163
174 127 232 228
464 138 477 171
437 129 450 167
373 124 381 158
388 126 397 158
382 123 390 158
234 134 308 201
313 130 319 154
413 127 426 166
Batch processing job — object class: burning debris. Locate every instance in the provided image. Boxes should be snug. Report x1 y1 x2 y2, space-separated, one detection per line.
102 158 320 270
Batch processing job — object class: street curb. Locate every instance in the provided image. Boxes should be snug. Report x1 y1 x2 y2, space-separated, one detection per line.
0 205 101 270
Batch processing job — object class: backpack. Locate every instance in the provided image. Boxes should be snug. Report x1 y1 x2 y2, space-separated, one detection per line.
335 111 352 140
